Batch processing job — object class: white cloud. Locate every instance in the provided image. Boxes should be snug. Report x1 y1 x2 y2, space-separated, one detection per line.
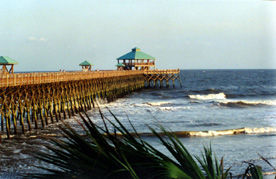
27 37 47 42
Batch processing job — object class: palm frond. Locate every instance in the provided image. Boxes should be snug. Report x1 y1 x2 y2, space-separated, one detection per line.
242 163 263 179
26 109 233 179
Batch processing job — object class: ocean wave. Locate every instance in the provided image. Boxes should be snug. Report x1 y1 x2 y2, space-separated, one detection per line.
144 102 172 106
112 127 276 137
188 127 276 137
190 88 221 94
158 106 192 111
188 93 226 100
217 100 276 108
243 127 276 134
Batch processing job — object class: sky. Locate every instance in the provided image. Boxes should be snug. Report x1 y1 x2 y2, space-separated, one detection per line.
0 0 275 71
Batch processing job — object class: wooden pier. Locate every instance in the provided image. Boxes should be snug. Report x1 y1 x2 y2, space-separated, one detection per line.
0 69 181 140
144 69 182 88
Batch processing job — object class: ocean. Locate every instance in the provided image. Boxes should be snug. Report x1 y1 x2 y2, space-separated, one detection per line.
1 69 276 178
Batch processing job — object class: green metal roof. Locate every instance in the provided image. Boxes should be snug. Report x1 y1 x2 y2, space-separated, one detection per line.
117 47 155 60
116 63 125 67
0 56 18 65
79 60 94 66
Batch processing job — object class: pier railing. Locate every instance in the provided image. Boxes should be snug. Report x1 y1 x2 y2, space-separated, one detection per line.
0 69 180 87
144 69 180 74
0 70 144 87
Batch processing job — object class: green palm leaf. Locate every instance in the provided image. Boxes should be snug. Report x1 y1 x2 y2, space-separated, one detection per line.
26 109 234 179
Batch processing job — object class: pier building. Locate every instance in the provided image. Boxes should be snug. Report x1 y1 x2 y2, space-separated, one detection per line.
117 47 155 70
0 56 18 74
79 60 94 72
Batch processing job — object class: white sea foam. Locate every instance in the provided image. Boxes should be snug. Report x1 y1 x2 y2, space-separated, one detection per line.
191 130 230 137
187 127 276 137
145 102 171 106
134 127 276 137
133 103 149 107
188 93 226 100
244 127 276 134
132 102 171 107
218 100 276 107
158 106 191 111
13 149 21 154
19 153 29 159
94 98 108 107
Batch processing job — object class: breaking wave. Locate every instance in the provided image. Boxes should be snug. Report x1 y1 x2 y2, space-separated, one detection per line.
158 106 192 111
187 127 276 137
144 102 172 106
217 100 276 108
116 127 276 137
188 93 226 100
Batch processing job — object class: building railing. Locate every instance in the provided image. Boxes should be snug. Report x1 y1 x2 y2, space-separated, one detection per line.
144 69 180 74
123 62 155 66
0 70 144 87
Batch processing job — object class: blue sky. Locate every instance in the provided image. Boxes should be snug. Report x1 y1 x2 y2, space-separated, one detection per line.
0 0 275 71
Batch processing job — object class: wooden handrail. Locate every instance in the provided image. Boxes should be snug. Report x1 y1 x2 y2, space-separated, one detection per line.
144 69 180 74
0 70 145 87
0 69 180 87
